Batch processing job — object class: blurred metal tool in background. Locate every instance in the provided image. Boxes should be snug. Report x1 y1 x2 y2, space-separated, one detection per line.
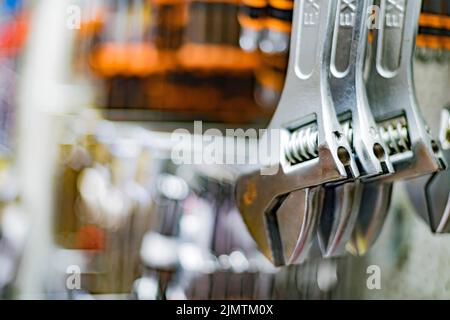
0 172 26 298
238 0 267 52
134 167 347 300
348 0 447 255
235 0 360 266
253 0 292 109
135 170 280 300
136 173 192 299
317 0 394 258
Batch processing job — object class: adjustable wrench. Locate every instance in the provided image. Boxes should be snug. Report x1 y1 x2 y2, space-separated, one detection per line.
348 0 447 255
317 0 395 257
406 106 450 233
235 0 359 266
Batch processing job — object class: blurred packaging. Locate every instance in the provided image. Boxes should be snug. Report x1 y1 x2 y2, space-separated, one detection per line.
0 0 28 153
71 0 276 124
0 0 29 298
416 0 450 60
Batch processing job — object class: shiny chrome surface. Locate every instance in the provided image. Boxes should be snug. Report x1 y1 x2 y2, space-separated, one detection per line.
349 0 446 254
235 0 360 266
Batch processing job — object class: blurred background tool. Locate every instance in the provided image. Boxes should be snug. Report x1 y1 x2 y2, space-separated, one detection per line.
0 0 29 298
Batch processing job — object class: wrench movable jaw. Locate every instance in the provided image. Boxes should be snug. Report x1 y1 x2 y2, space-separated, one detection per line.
348 139 443 255
406 109 450 233
318 181 363 257
404 174 430 227
268 187 324 266
426 163 450 233
429 109 450 232
347 181 392 256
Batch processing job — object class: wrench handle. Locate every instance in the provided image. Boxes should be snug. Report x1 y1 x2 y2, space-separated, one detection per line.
288 0 336 87
374 0 422 78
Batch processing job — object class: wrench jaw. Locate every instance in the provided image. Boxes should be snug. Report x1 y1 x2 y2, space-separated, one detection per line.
425 109 450 233
269 187 324 266
318 125 390 258
317 124 388 258
404 168 450 234
407 109 450 234
234 144 352 265
425 163 450 233
318 181 363 258
346 181 393 256
235 178 323 266
348 126 444 255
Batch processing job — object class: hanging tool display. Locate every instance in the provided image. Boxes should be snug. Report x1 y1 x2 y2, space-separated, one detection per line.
236 0 360 266
235 0 448 266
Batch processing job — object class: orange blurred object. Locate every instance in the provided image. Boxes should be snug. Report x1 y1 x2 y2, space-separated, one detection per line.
78 12 105 38
89 43 164 77
0 12 29 57
176 43 260 73
75 225 106 251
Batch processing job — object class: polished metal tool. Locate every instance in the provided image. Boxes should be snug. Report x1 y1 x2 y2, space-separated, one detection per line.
235 0 360 266
317 0 395 257
406 106 450 233
348 0 446 255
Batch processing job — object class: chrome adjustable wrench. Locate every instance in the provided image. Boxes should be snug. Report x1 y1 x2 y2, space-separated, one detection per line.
317 0 395 257
406 106 450 233
348 0 447 255
235 0 359 266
